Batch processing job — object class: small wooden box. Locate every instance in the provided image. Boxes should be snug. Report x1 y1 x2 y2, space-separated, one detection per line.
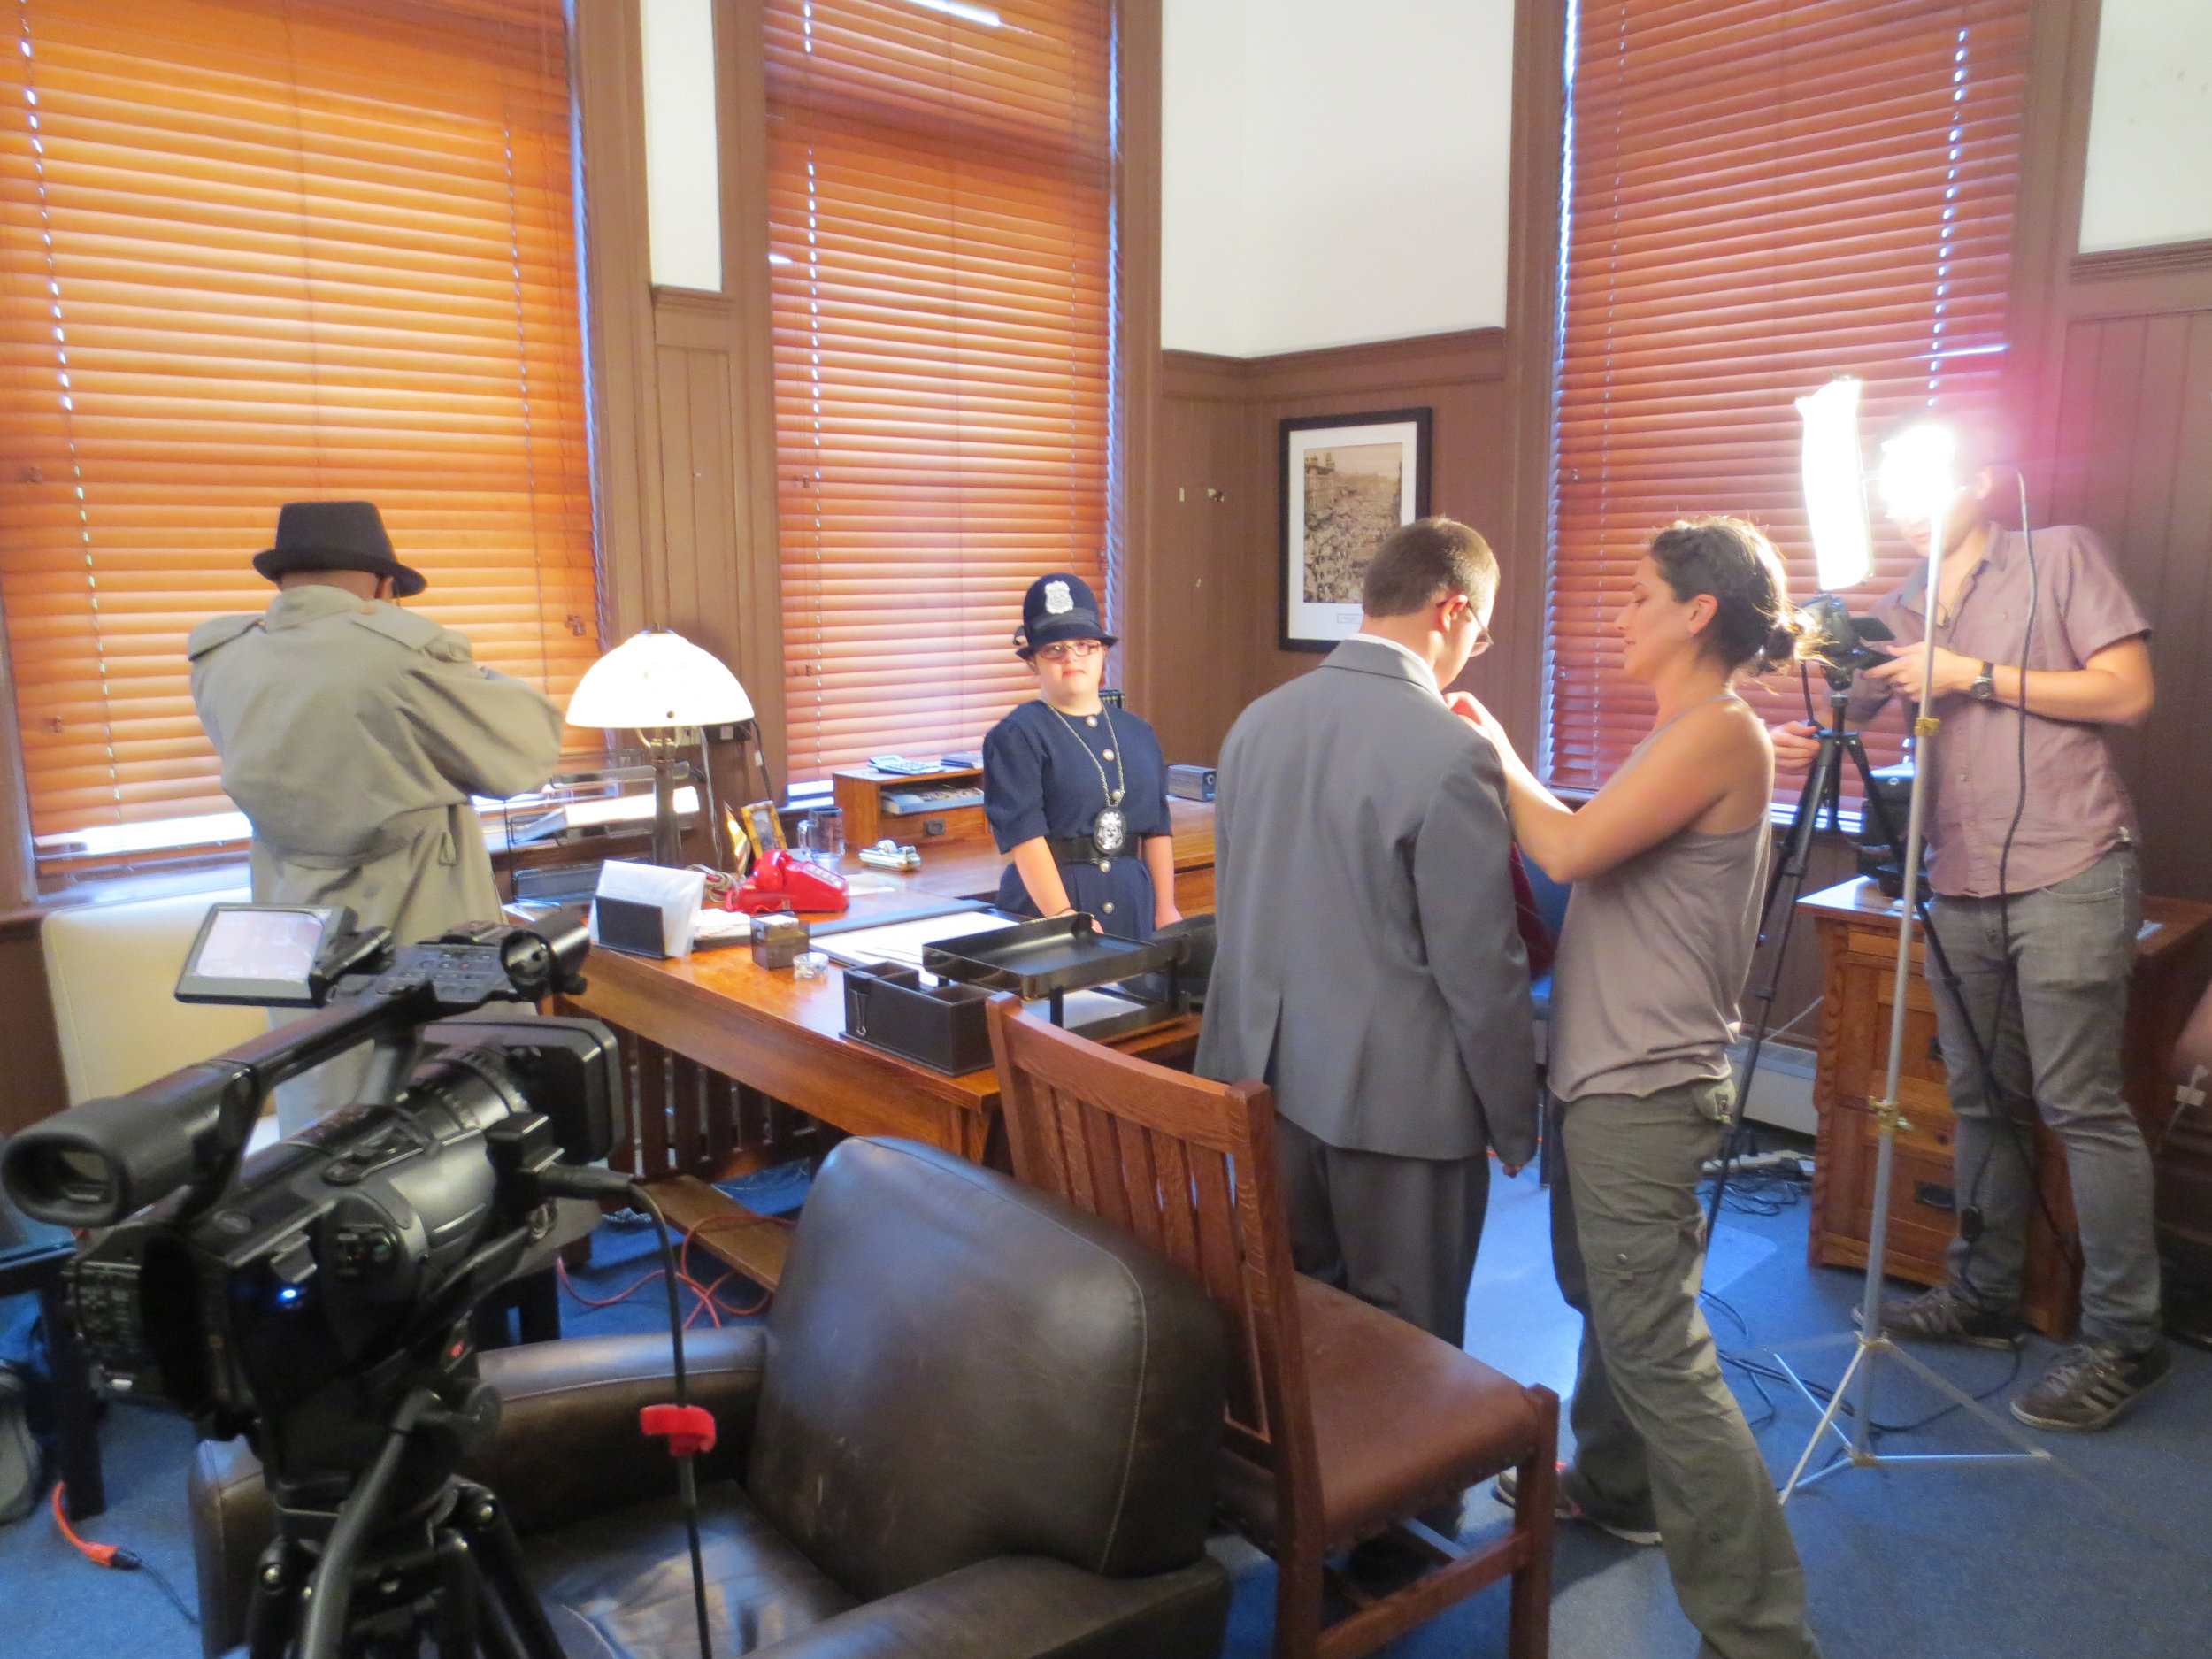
1803 878 2212 1339
832 765 991 853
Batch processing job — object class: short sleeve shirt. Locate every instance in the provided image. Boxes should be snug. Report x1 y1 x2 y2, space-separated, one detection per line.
1857 525 2148 898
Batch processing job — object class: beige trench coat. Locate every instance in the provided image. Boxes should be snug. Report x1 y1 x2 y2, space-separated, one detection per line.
189 585 565 1128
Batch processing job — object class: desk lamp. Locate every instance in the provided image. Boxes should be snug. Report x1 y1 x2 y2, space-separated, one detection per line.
566 628 753 866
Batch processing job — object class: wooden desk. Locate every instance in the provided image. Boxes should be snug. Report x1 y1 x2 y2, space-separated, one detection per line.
558 804 1215 1286
1803 877 2212 1338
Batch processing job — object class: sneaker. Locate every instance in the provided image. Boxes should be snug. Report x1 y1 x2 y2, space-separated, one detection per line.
1494 1463 1660 1547
1858 1284 2025 1350
2009 1341 2171 1432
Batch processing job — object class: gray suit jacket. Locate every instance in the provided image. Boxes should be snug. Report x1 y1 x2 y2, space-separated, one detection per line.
1194 640 1538 1164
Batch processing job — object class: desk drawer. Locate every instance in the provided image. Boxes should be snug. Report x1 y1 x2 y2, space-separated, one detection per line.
879 801 990 847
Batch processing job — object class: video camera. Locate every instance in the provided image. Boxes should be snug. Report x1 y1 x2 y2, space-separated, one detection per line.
1796 593 1896 688
0 905 617 1461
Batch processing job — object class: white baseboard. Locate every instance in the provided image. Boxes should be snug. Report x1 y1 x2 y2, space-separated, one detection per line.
1733 1040 1817 1137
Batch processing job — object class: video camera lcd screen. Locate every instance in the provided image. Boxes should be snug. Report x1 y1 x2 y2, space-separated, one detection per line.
175 904 345 1006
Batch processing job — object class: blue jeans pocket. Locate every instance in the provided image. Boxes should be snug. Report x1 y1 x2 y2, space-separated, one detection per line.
2044 848 2135 904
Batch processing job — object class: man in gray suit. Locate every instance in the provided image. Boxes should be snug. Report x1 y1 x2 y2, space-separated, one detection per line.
1197 518 1536 1348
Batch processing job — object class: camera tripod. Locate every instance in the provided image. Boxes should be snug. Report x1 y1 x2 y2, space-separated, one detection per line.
1711 671 2054 1497
243 1380 565 1659
1706 677 1933 1233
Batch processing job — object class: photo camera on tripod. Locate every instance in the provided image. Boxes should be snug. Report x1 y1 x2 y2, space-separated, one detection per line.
1795 592 1896 687
0 903 616 1449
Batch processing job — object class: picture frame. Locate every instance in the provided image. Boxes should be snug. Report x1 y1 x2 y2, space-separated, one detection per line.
738 798 785 864
1279 407 1432 651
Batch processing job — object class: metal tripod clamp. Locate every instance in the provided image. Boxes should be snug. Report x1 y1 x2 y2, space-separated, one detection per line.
1866 1094 1912 1136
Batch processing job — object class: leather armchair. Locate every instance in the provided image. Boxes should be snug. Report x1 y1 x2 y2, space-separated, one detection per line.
190 1138 1232 1658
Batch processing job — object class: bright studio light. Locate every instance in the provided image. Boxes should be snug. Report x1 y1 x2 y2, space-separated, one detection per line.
1877 418 1958 530
1796 378 1873 591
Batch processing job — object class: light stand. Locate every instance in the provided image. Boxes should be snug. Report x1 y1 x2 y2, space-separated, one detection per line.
1770 429 2053 1499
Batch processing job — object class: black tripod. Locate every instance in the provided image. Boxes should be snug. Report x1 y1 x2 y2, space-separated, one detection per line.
244 1382 565 1659
1705 677 1991 1234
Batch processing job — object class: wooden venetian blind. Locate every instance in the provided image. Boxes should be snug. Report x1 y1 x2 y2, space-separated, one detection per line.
0 0 595 856
766 0 1113 781
1548 0 2028 794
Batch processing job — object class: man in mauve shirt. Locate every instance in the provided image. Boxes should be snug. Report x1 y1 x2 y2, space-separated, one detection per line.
1774 412 2163 1432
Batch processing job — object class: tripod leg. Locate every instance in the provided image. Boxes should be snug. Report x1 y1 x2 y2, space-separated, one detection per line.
245 1536 308 1659
1704 732 1845 1237
454 1483 568 1659
434 1529 480 1659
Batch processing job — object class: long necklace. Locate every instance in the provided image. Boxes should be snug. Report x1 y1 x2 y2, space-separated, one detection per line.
1043 700 1127 856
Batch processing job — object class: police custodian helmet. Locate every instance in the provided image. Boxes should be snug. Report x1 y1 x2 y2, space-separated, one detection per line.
1012 572 1117 659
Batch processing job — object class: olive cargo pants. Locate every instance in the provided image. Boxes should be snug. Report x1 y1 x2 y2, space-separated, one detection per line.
1550 1079 1821 1659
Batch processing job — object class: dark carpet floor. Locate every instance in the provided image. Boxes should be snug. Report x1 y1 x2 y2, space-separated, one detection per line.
4 1156 2208 1658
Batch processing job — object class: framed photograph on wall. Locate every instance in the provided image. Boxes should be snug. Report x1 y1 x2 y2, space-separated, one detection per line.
1279 407 1432 651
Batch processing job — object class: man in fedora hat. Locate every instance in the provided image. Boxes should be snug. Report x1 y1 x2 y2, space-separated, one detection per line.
190 501 565 1133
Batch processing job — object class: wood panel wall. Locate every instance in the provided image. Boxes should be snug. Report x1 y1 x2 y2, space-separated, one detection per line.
2042 242 2212 902
580 0 787 786
1131 328 1528 766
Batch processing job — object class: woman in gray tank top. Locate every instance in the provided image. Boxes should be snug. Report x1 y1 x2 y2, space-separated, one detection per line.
1459 518 1823 1659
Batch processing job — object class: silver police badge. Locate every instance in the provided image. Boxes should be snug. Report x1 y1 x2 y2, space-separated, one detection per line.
1091 805 1127 856
1044 580 1074 614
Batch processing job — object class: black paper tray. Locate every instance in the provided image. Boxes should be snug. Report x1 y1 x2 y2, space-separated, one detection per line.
921 912 1182 1002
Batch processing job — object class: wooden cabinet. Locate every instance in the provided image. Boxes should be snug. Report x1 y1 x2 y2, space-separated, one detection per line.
1803 878 2212 1338
832 765 990 853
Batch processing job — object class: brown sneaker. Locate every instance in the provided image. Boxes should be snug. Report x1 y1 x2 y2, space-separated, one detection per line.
2009 1342 2171 1432
1858 1284 2025 1350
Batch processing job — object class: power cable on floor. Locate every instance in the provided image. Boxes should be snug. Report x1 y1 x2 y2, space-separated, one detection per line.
50 1484 198 1629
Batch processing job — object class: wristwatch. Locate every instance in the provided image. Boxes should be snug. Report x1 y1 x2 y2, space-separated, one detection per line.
1970 661 1997 701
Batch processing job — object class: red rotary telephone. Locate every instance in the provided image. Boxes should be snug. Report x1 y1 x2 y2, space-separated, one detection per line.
735 849 850 914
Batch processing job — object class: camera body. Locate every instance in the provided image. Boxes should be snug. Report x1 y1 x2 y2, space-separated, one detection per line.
2 910 617 1467
69 1017 612 1439
1798 593 1895 687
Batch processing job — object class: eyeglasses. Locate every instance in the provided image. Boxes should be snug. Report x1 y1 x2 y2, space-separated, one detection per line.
1454 603 1494 657
1034 640 1106 663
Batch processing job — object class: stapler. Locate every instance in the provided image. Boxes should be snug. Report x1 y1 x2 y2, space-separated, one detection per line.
736 848 851 914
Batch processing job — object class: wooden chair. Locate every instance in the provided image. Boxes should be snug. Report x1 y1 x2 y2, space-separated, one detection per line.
987 995 1558 1659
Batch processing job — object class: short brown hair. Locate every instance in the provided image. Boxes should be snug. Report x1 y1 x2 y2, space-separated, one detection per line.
1360 517 1498 618
1646 516 1803 674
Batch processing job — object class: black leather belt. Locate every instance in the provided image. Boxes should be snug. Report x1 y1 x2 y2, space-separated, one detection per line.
1044 834 1114 868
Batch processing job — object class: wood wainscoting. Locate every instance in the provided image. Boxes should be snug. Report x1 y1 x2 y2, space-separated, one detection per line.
1132 329 1532 772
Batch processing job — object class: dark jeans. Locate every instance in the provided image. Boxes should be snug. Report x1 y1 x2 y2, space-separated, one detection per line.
1930 844 2162 1350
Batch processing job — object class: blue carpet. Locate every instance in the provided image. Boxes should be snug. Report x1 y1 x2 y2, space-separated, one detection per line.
5 1158 2210 1657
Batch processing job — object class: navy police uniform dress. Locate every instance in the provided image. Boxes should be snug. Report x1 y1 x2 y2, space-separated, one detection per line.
983 574 1171 941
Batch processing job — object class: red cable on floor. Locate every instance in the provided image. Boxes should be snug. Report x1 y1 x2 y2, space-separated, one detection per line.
50 1485 198 1626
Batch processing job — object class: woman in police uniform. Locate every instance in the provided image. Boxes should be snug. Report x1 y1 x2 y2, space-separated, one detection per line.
983 573 1179 942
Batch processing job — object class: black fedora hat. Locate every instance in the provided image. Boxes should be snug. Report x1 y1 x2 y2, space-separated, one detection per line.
1012 572 1116 658
252 501 426 599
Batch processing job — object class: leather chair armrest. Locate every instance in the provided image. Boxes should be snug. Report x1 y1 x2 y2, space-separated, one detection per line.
469 1325 764 1529
190 1326 767 1659
750 1554 1231 1659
